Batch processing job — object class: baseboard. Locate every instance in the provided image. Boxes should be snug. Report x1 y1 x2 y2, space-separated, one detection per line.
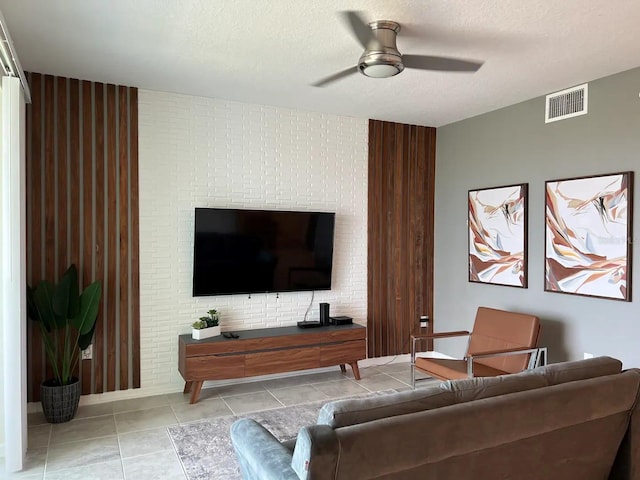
27 365 345 412
27 351 452 413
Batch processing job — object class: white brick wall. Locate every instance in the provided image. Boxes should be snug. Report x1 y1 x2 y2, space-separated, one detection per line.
138 90 368 390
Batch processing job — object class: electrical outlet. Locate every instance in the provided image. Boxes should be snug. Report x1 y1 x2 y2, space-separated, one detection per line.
420 316 429 328
82 344 93 360
584 352 594 360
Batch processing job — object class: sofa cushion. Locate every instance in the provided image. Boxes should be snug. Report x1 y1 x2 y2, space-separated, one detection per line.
317 385 455 428
440 370 549 403
530 356 622 385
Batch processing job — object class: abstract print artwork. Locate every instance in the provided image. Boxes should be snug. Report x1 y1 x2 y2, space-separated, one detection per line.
469 184 528 287
545 172 633 301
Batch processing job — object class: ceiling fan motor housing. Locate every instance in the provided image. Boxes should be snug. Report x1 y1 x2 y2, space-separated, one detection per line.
358 20 404 78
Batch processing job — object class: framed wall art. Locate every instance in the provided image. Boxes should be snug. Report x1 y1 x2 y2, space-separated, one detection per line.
469 183 528 287
545 171 633 301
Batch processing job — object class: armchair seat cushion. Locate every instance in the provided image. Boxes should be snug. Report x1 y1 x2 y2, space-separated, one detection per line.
415 357 507 380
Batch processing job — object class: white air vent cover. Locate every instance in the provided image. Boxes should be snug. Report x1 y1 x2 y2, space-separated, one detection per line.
545 83 588 123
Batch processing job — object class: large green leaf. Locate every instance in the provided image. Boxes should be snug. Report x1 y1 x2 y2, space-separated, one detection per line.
52 272 71 325
26 285 38 321
71 282 102 334
78 321 98 351
32 281 57 332
66 264 80 318
52 264 80 320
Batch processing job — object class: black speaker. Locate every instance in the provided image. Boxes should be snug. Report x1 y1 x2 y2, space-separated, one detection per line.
319 303 330 326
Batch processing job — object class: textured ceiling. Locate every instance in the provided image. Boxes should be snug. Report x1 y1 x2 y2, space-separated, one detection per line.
2 0 640 126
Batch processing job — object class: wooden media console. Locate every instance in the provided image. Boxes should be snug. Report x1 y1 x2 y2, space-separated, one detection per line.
178 324 366 404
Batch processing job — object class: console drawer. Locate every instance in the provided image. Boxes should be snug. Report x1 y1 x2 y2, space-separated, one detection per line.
325 328 366 342
185 355 245 380
320 340 366 367
245 346 321 377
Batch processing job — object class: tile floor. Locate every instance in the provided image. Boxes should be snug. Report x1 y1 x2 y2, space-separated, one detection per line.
2 362 436 480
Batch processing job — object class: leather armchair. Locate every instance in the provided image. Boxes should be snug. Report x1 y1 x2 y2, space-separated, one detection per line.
411 307 546 387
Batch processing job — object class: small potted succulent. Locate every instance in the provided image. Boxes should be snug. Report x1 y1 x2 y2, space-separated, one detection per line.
192 309 220 340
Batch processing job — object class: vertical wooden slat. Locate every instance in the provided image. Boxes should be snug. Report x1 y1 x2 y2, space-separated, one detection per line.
44 75 56 382
130 88 141 389
56 77 68 276
68 78 82 386
81 80 94 395
69 80 81 272
81 82 93 291
426 128 436 350
32 72 44 401
118 85 129 390
94 83 105 394
44 75 55 280
367 119 436 357
367 121 376 357
106 84 117 392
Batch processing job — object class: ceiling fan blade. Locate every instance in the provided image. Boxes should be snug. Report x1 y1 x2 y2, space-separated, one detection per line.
340 11 379 50
311 66 358 88
403 54 484 72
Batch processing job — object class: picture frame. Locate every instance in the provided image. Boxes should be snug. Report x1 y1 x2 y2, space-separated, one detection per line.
545 171 633 301
468 183 528 288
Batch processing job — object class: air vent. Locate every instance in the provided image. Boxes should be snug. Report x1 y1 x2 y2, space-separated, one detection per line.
545 83 588 123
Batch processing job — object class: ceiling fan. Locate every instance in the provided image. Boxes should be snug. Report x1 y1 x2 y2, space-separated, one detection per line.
312 11 484 87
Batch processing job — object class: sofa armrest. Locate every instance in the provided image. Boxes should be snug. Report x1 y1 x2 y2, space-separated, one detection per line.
231 418 300 480
292 425 340 480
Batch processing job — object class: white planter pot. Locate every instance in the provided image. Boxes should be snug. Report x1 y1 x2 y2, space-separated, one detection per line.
192 325 221 340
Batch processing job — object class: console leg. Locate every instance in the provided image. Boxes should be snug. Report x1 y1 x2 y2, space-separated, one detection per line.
190 381 204 404
339 364 347 374
183 381 193 394
350 362 361 380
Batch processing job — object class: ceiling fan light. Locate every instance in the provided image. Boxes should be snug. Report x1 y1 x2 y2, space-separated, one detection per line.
358 52 404 78
361 63 402 78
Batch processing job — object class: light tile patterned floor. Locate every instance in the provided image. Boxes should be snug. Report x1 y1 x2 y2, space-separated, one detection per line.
2 362 437 479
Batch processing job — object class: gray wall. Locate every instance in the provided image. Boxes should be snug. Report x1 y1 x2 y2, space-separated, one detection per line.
434 66 640 367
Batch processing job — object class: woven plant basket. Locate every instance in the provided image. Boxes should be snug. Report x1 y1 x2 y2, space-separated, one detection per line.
41 377 81 423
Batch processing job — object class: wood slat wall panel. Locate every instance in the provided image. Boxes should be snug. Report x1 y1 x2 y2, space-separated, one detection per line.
119 86 129 390
56 76 68 277
130 88 140 389
26 72 41 401
81 80 94 396
106 84 117 392
25 72 140 401
94 83 105 394
367 120 436 357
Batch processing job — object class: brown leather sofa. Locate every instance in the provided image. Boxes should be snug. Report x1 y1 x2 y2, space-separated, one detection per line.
231 357 640 479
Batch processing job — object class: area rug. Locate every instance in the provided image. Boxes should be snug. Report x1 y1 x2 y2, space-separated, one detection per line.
168 392 395 480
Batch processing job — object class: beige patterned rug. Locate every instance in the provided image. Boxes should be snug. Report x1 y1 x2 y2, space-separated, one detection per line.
168 391 397 480
169 401 323 479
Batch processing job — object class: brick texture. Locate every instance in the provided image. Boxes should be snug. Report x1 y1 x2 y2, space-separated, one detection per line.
138 90 368 389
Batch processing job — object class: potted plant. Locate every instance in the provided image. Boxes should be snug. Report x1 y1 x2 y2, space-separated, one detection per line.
192 309 220 340
26 264 102 423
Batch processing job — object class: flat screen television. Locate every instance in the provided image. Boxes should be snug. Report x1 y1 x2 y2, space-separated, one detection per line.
193 208 336 296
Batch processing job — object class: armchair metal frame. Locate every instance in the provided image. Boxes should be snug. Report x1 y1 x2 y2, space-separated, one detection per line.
410 330 547 388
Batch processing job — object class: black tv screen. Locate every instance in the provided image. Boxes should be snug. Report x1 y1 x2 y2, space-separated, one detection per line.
193 208 336 296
